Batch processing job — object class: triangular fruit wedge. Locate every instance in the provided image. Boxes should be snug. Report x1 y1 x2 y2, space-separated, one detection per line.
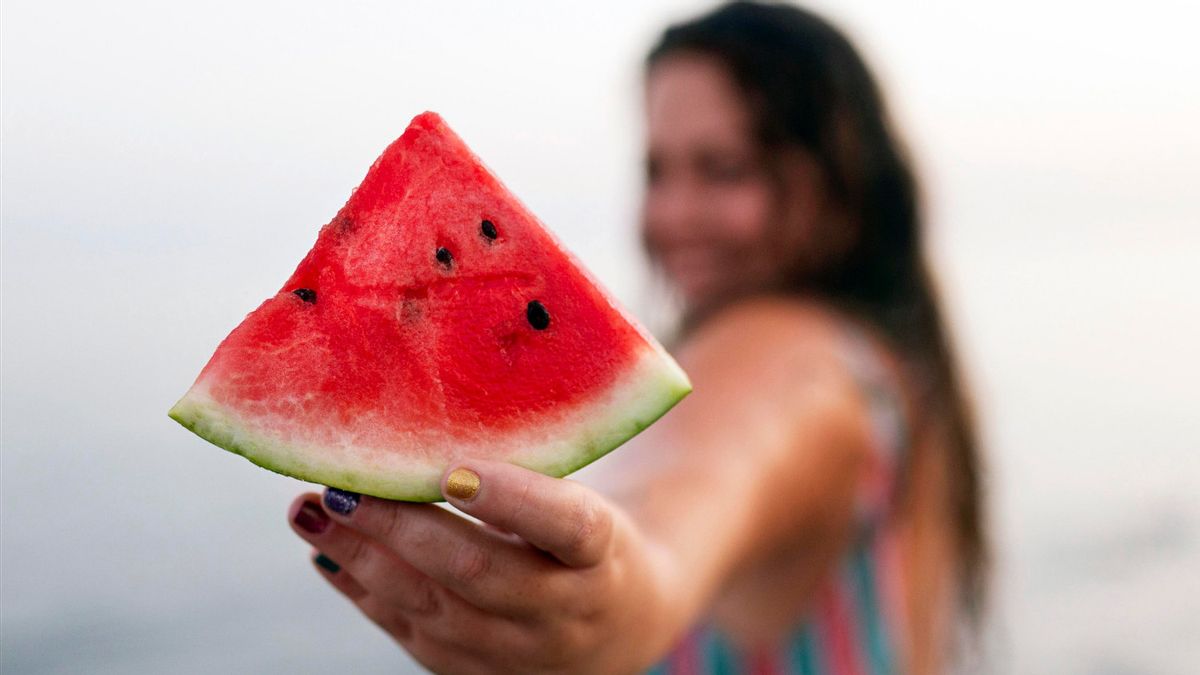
169 112 691 501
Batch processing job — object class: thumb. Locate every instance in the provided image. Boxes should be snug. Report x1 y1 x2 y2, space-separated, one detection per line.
440 459 614 568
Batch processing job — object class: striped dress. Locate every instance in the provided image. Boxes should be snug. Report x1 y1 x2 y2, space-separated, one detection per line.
647 327 911 675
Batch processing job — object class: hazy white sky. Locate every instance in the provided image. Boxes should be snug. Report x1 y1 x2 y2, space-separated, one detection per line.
5 0 1197 261
3 1 1198 673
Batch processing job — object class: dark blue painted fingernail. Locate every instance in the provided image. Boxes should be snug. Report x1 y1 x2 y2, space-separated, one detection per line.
313 553 340 574
323 488 360 516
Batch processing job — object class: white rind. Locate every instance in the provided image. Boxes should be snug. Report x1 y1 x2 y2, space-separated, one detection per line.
168 346 691 501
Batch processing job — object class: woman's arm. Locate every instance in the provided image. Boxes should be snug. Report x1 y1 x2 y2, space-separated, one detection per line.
286 297 876 673
581 297 877 634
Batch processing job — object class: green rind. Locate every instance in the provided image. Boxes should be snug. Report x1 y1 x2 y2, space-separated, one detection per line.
515 363 692 479
168 397 445 501
168 349 691 502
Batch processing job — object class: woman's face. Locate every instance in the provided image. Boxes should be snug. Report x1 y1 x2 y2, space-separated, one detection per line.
641 53 781 305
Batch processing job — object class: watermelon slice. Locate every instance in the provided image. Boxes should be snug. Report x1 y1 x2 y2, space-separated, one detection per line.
169 112 690 501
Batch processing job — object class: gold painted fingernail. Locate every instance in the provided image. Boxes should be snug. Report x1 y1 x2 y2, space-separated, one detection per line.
445 468 480 501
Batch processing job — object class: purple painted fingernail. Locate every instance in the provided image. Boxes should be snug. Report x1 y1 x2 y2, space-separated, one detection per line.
294 501 329 534
323 488 360 516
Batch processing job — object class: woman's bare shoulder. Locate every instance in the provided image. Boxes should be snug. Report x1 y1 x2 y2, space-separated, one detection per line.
678 295 850 364
666 296 877 436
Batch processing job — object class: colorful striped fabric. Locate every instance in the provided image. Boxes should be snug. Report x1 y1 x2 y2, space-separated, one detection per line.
647 326 910 675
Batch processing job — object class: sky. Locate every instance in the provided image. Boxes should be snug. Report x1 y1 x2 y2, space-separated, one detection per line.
3 1 1199 673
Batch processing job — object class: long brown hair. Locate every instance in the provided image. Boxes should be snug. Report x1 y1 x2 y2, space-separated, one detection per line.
646 1 986 615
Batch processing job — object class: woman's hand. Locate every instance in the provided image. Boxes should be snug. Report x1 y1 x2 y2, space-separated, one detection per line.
287 459 678 674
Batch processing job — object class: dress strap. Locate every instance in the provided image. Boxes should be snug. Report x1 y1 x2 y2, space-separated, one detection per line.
836 322 911 528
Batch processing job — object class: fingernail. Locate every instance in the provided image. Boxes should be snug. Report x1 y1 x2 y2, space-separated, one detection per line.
323 488 360 516
445 468 480 501
313 553 340 574
294 501 329 534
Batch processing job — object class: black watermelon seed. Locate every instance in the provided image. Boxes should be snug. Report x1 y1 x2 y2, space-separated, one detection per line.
435 247 453 268
293 288 317 304
526 300 550 330
481 219 498 240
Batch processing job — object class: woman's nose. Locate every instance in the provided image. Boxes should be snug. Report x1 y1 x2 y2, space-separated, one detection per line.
644 176 709 240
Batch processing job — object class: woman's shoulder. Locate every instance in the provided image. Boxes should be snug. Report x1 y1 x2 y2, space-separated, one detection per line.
678 294 911 424
670 296 886 423
678 294 874 364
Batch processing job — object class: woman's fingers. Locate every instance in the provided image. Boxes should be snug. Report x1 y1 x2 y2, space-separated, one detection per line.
287 470 641 672
441 459 616 568
293 498 536 664
355 593 413 642
349 569 529 664
316 489 573 616
290 495 443 614
309 548 369 600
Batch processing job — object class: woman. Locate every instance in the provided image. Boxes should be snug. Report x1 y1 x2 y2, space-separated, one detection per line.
287 2 985 673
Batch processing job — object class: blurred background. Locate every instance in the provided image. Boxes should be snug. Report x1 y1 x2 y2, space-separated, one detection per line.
3 0 1197 673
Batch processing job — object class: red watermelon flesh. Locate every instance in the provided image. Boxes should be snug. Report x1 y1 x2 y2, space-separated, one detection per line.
169 112 691 501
